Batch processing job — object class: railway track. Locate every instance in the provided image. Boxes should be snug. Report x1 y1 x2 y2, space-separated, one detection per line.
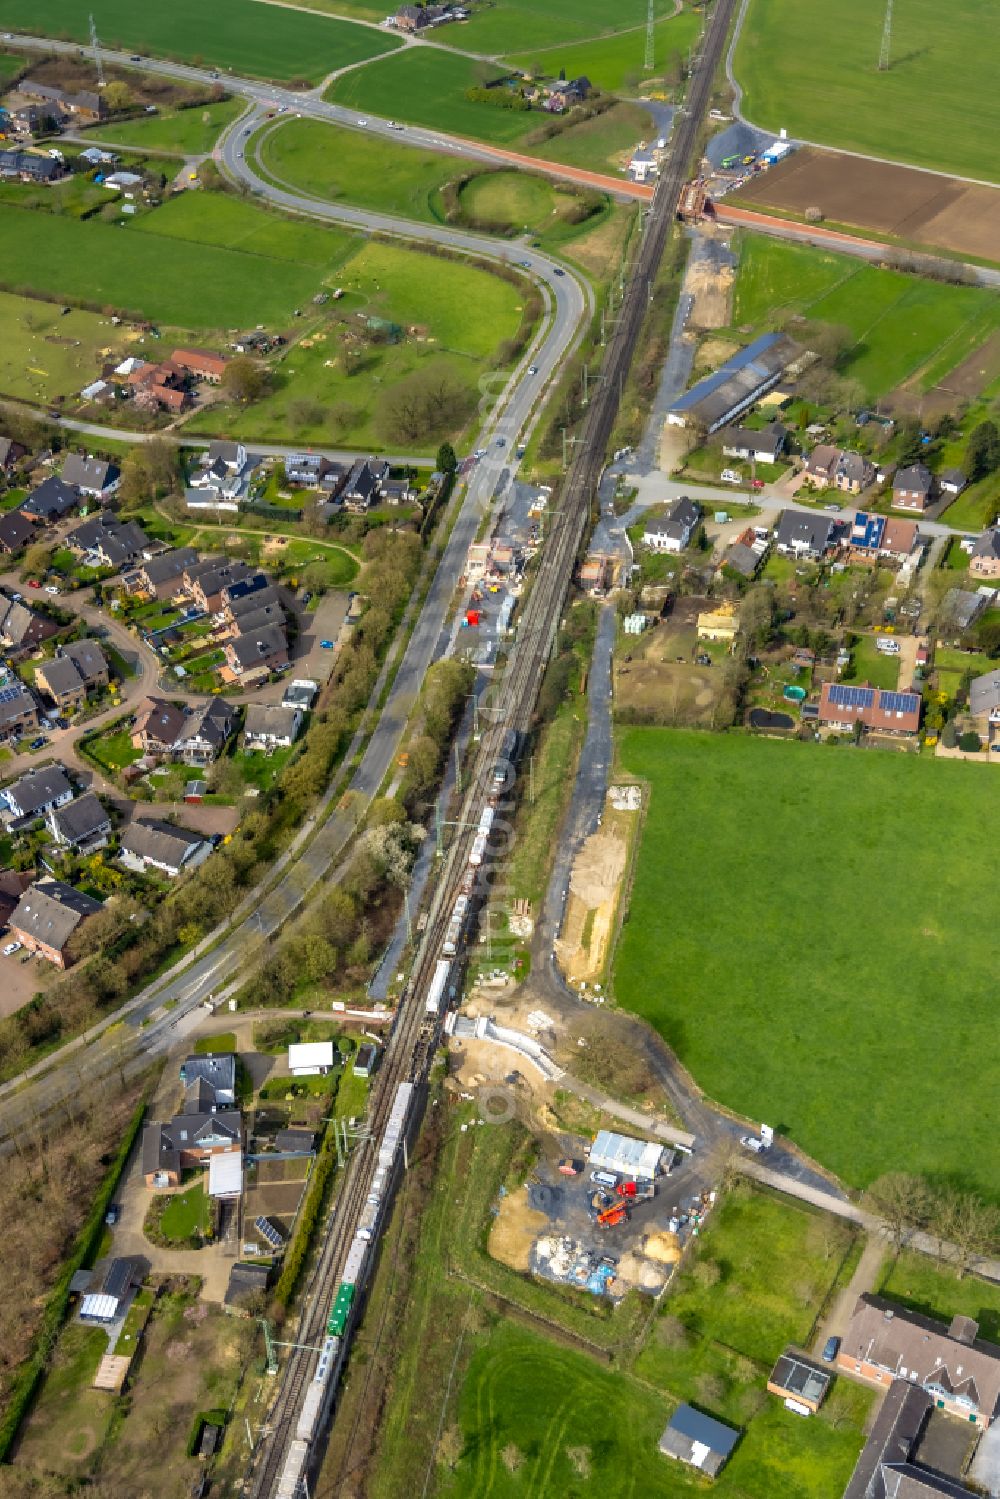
247 3 734 1491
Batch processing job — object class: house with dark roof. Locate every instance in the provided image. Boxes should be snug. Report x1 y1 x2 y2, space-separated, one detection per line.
243 703 302 753
642 496 701 553
224 1260 272 1312
893 464 934 513
969 527 1000 580
3 765 74 821
0 596 58 652
342 457 388 512
721 422 787 465
8 879 103 967
939 468 966 497
969 667 1000 725
0 437 27 472
34 654 87 711
775 509 835 559
142 1109 242 1187
843 1378 979 1498
0 508 35 554
227 583 282 623
21 475 79 522
61 454 120 498
173 699 237 767
130 547 200 600
819 682 921 736
838 1294 1000 1428
179 1052 237 1109
61 638 109 690
0 149 62 181
68 511 150 570
119 818 210 878
767 1350 831 1413
224 623 288 681
46 791 112 852
131 696 187 757
185 558 254 614
0 682 39 742
658 1404 739 1478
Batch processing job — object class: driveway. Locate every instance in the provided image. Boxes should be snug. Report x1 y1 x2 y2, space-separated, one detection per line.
0 947 56 1019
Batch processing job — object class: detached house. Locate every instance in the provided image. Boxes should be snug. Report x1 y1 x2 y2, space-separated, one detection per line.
171 348 228 384
969 527 1000 580
721 422 786 465
243 703 302 753
21 475 79 522
35 655 88 711
3 765 74 822
893 463 934 512
342 457 388 513
131 696 187 757
642 496 701 553
62 638 110 691
142 1110 242 1188
173 699 237 766
818 682 921 736
775 509 835 559
8 879 103 967
120 818 211 878
0 596 58 652
68 511 150 570
61 454 120 498
0 437 27 473
0 509 35 555
47 791 112 853
0 683 39 743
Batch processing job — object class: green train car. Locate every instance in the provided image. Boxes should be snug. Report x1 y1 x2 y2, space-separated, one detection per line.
328 1282 355 1337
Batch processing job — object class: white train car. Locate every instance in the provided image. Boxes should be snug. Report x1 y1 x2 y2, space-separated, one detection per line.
296 1381 325 1446
314 1335 338 1384
469 832 488 867
442 894 469 957
276 1437 310 1499
424 958 451 1017
478 805 495 836
341 1235 369 1290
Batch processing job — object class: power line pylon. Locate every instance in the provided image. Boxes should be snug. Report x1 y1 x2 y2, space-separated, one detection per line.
878 0 893 71
90 13 106 87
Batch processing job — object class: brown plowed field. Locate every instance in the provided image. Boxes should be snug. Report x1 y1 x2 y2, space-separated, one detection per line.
732 147 1000 264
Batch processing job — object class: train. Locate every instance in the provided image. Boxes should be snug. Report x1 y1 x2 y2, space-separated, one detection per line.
424 957 452 1017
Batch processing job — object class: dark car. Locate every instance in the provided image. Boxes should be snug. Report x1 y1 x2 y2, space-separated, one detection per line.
822 1336 840 1363
210 833 223 848
29 736 46 751
105 1204 121 1226
55 717 69 730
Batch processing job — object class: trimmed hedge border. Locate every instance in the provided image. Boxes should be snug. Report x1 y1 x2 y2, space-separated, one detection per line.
0 1093 148 1460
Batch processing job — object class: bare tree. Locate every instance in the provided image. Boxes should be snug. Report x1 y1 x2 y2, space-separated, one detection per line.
866 1172 933 1252
929 1188 1000 1279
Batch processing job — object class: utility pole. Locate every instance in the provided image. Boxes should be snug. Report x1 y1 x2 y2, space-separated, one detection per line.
90 13 106 87
644 0 655 74
878 0 892 71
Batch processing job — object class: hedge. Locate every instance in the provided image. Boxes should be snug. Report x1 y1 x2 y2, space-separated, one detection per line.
0 1094 148 1460
274 1131 338 1309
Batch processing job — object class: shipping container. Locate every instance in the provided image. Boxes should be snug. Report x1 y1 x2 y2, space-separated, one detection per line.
276 1438 310 1499
327 1282 355 1337
296 1382 325 1445
424 958 451 1017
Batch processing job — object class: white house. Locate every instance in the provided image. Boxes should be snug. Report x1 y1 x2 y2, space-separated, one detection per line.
119 818 210 878
243 703 302 754
643 496 701 553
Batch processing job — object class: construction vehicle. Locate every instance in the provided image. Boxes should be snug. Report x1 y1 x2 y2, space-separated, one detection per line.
597 1203 628 1228
721 153 742 169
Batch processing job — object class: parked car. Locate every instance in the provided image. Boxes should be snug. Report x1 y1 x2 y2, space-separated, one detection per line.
105 1204 121 1226
320 639 334 649
29 736 46 751
2 942 21 957
822 1336 840 1363
27 579 40 589
44 584 60 595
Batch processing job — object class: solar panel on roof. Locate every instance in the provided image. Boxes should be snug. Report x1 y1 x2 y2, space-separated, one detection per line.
878 690 919 714
828 684 874 708
0 684 24 705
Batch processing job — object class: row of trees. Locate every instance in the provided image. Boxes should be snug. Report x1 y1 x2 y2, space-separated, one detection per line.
867 1173 1000 1279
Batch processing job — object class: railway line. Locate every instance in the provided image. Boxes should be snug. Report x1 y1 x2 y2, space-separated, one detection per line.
247 2 736 1492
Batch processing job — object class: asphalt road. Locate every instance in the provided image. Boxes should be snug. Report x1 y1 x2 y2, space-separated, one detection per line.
0 89 592 1140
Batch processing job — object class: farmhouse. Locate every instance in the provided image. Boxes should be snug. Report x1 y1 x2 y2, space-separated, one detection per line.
243 703 302 753
22 81 107 121
893 464 933 512
8 878 103 967
666 332 799 433
61 454 120 498
0 682 39 742
818 682 921 736
2 765 74 822
119 818 210 879
170 348 228 383
843 1377 975 1499
969 528 1000 579
838 1295 1000 1428
658 1405 738 1478
721 422 786 464
775 509 834 559
643 497 701 553
46 791 112 853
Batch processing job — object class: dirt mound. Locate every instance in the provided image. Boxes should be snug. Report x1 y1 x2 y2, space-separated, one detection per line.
569 830 626 907
488 1186 548 1272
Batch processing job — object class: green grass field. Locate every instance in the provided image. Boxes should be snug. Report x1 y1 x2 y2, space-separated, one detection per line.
458 0 676 53
878 1249 1000 1343
131 190 356 266
0 48 24 80
734 0 1000 183
733 234 1000 401
87 96 246 155
842 634 900 691
528 100 654 172
506 7 701 94
0 0 399 84
614 729 1000 1194
0 290 127 403
324 49 540 143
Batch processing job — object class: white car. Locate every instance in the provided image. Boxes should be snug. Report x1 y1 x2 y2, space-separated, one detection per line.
44 585 60 595
358 118 368 127
2 942 21 957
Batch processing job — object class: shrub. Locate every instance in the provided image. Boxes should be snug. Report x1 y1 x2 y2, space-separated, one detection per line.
959 729 981 753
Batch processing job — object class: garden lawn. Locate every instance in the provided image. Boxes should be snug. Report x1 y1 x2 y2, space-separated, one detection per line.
159 1182 210 1241
842 634 899 691
506 7 701 94
878 1250 1000 1344
324 49 540 144
732 234 1000 403
614 729 1000 1193
87 96 246 155
0 0 399 84
734 0 1000 183
0 49 23 81
84 727 141 772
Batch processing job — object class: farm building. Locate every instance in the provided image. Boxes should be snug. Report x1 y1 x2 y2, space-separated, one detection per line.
666 333 799 433
658 1404 739 1478
588 1130 665 1181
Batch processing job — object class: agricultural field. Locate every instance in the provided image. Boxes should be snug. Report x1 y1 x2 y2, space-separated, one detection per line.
0 47 25 80
325 50 541 144
734 0 1000 183
731 147 1000 267
732 233 1000 403
457 0 680 52
0 290 128 404
506 7 702 95
528 100 656 174
87 96 247 154
0 0 399 84
614 729 1000 1194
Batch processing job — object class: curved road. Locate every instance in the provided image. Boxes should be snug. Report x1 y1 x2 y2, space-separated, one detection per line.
0 74 593 1142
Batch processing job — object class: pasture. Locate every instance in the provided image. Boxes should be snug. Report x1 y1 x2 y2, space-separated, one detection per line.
324 49 541 143
0 290 123 402
506 7 702 94
614 728 1000 1193
733 233 1000 402
131 190 356 266
87 96 246 154
734 0 1000 183
457 0 677 53
0 0 398 84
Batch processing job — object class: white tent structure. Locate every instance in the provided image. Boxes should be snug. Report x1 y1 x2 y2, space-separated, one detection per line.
208 1150 243 1199
588 1130 664 1181
288 1041 336 1076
